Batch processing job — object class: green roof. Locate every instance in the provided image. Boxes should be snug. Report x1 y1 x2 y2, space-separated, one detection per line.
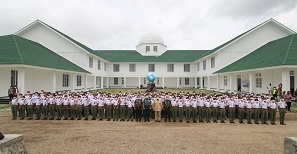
215 34 297 74
93 50 209 62
0 35 90 73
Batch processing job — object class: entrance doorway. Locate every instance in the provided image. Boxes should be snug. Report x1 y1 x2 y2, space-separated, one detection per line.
237 75 241 92
290 71 295 95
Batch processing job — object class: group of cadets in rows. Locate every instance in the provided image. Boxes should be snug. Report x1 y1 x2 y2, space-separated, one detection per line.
11 90 287 125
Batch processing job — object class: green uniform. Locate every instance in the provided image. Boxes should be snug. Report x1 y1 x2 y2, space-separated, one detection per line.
198 106 204 122
279 108 286 124
113 104 119 121
220 108 226 122
11 104 17 120
185 107 191 122
270 109 277 124
106 105 112 120
172 106 177 122
246 108 252 124
63 105 69 120
254 108 260 124
120 105 125 121
77 105 82 120
261 109 268 124
27 105 33 119
212 107 218 122
42 104 48 120
49 104 55 120
178 107 183 122
91 105 97 120
238 108 245 123
70 105 75 120
56 105 62 120
229 107 235 123
36 105 41 119
205 107 211 122
19 105 25 119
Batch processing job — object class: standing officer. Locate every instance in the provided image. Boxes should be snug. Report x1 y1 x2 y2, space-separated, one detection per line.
204 98 211 123
219 98 226 123
69 96 75 120
55 95 62 120
184 97 191 123
143 95 151 122
211 97 218 123
48 94 55 120
245 98 253 124
163 95 171 122
76 96 82 120
119 97 126 121
126 98 134 122
35 95 42 120
113 97 119 121
260 100 268 125
82 95 89 120
253 99 260 124
278 99 287 125
97 97 105 121
26 94 33 120
191 98 198 123
90 96 97 120
198 97 205 123
177 97 184 122
18 96 25 120
228 98 236 124
63 96 69 120
152 95 163 122
11 96 18 120
238 98 245 124
268 98 277 125
134 95 143 122
105 96 113 121
171 97 178 122
41 93 48 120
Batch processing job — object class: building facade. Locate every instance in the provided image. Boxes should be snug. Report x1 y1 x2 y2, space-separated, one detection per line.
0 18 296 97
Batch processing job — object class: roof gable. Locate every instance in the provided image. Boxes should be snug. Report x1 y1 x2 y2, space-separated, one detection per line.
215 34 297 74
200 18 296 59
0 35 90 73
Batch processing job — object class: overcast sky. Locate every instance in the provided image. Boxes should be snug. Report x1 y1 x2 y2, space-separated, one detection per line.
1 0 297 50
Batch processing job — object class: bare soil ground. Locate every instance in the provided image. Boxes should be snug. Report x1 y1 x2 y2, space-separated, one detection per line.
1 110 297 154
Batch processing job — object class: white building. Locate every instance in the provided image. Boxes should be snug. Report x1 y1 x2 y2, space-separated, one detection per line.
0 18 296 97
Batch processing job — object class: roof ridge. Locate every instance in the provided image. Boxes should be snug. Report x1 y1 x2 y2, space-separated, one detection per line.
282 34 295 65
12 35 24 63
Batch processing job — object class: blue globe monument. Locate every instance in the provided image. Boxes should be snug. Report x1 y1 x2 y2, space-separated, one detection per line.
146 73 156 92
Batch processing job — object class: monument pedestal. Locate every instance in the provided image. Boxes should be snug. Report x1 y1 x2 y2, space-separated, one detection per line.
284 137 297 154
0 134 27 154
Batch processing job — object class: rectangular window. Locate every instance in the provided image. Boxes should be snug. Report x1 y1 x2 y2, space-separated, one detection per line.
224 76 227 86
89 57 93 68
185 78 189 85
97 61 101 70
114 78 118 85
157 78 159 84
203 60 206 70
184 64 190 72
211 57 215 68
153 46 157 52
122 78 124 84
77 75 82 86
290 71 294 76
167 64 174 72
197 77 200 85
63 74 69 87
144 78 146 85
255 73 262 88
104 63 106 71
179 78 182 85
146 46 150 53
148 64 155 72
113 64 120 72
197 63 200 71
11 70 18 86
129 64 136 72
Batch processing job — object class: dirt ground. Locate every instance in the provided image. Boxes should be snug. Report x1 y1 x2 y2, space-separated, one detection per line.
1 110 297 154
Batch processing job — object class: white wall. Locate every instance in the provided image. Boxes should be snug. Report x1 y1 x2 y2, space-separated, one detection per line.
0 67 13 97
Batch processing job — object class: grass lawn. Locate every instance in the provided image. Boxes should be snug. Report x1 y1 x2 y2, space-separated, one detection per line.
0 104 10 111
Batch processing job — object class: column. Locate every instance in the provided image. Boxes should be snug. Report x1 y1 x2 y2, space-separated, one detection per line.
94 76 96 89
216 74 220 91
138 77 141 89
207 76 210 90
124 77 127 88
106 77 109 88
176 77 179 88
18 69 25 95
101 76 104 89
229 74 233 93
194 77 197 89
84 74 88 91
52 72 56 93
249 72 253 93
71 73 75 92
162 77 165 89
282 69 289 92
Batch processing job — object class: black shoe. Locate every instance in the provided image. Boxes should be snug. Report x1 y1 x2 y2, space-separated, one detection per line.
113 119 115 121
84 118 88 121
155 120 157 122
70 118 74 120
131 119 133 122
77 118 81 120
136 119 139 122
148 120 150 122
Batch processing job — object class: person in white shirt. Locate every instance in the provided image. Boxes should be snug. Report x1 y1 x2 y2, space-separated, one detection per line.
238 98 245 124
219 98 226 123
228 98 236 124
25 93 33 120
211 97 219 123
35 94 42 120
69 96 75 120
55 95 62 120
90 96 97 120
18 95 25 120
253 99 260 124
245 99 253 124
177 97 184 122
62 96 69 120
41 93 48 120
126 98 134 122
184 98 191 123
76 96 82 120
119 97 126 121
11 96 18 120
268 98 277 125
260 99 269 125
204 98 211 123
278 98 287 125
191 98 198 123
113 97 119 121
48 94 55 120
198 97 205 123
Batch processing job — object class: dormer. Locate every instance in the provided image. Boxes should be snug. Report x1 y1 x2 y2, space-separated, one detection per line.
136 33 167 56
